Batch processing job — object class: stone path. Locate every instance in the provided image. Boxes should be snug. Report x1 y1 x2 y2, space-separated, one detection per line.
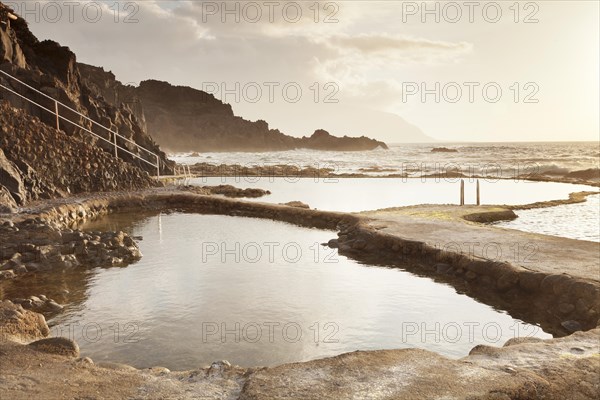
362 205 600 283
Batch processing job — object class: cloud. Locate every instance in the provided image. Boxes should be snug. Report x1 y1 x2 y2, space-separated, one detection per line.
14 1 472 140
327 34 471 56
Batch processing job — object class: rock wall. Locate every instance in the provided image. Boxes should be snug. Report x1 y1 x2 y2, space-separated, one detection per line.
0 101 157 209
0 2 173 176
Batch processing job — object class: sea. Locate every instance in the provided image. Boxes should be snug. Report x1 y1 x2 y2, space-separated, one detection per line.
172 142 599 178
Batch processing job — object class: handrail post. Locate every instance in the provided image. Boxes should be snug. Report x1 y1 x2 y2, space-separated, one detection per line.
156 155 160 178
54 101 59 131
476 179 480 206
113 131 118 158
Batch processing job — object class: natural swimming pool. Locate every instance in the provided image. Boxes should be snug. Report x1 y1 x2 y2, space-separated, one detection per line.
0 213 551 370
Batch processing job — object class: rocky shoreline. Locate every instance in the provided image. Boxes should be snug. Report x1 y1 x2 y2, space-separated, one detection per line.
183 162 600 188
0 187 598 399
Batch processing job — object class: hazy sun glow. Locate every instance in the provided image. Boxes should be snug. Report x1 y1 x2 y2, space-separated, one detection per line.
19 0 600 142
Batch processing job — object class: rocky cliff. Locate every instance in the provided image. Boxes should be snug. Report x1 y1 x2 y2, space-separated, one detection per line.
78 67 389 153
0 2 173 176
0 2 177 211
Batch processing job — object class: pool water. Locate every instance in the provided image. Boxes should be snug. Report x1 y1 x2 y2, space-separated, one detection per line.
191 177 594 212
0 213 551 370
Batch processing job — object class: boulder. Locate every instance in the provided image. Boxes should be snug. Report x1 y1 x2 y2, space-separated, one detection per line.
0 184 17 212
0 148 25 204
28 337 79 357
0 300 50 343
282 201 310 209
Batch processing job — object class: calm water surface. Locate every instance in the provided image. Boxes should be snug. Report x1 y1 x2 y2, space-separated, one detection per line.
494 194 600 242
191 177 594 212
1 213 551 370
190 178 598 241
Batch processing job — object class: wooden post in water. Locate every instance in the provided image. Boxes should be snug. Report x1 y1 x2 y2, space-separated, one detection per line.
476 179 480 206
460 179 465 206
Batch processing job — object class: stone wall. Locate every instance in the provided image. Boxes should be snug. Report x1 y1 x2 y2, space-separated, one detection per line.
0 101 157 209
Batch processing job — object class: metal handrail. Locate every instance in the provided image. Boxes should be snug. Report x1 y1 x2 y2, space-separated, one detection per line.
0 69 160 177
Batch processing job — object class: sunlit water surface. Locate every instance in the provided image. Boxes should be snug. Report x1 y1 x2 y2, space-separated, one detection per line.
190 177 594 213
1 214 550 370
494 194 600 242
173 142 599 177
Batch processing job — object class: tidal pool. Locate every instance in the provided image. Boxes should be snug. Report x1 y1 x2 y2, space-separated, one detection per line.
190 177 594 212
493 194 600 242
1 213 551 370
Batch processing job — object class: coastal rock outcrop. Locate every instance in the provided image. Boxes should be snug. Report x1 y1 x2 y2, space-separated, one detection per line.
0 147 25 204
431 147 458 153
0 300 50 343
0 212 143 282
78 69 390 153
300 129 387 151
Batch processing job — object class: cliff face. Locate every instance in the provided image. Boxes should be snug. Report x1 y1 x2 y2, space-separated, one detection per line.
0 102 155 212
1 0 387 162
79 68 389 153
136 79 389 152
136 80 387 151
0 2 173 176
135 80 303 152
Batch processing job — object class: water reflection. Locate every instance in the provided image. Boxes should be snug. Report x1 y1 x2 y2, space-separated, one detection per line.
1 213 551 370
191 177 595 212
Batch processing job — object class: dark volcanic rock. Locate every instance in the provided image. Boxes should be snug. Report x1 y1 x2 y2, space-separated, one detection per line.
0 12 26 68
0 3 173 176
0 101 156 199
29 337 79 357
0 147 25 204
78 71 390 153
204 185 271 198
565 168 600 180
0 184 16 212
135 79 298 152
300 129 387 151
431 147 458 153
282 201 310 209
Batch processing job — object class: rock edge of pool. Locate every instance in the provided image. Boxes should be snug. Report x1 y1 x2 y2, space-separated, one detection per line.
1 187 599 400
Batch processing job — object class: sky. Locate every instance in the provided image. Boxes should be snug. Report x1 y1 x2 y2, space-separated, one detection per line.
8 0 600 143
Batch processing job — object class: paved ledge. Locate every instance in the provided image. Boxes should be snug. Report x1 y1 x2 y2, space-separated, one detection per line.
361 204 600 282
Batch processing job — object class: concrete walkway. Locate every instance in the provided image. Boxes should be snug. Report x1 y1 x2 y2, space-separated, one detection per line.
361 205 600 283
